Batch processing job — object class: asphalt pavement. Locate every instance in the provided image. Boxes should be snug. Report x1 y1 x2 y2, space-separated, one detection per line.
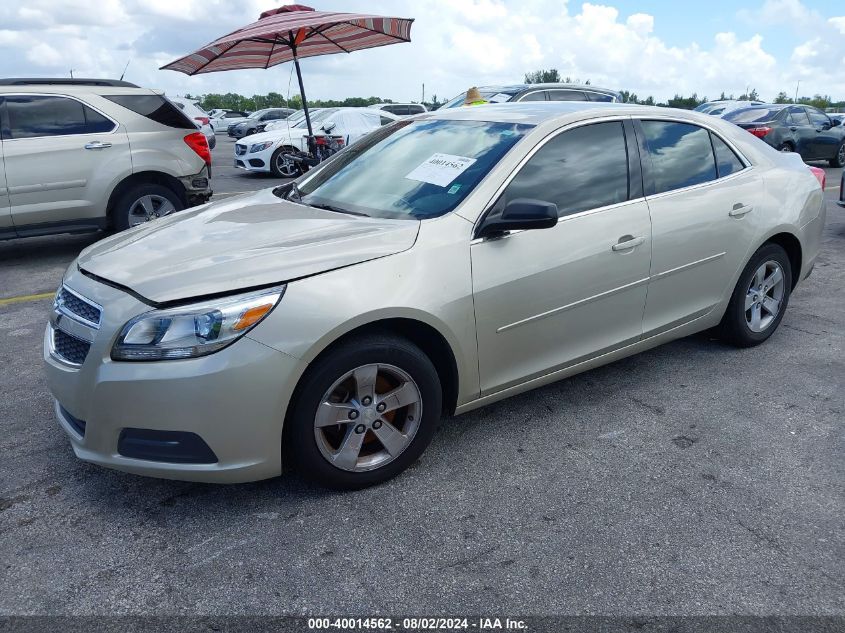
0 146 842 618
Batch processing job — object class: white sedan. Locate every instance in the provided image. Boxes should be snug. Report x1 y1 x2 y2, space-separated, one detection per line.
234 107 399 177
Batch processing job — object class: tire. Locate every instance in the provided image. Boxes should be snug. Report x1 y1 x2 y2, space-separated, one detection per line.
113 183 184 232
270 147 302 178
716 243 792 347
829 141 845 168
778 142 794 153
285 334 442 490
208 135 216 150
246 128 256 137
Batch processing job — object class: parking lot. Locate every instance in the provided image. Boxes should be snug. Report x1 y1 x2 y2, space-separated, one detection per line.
0 134 843 618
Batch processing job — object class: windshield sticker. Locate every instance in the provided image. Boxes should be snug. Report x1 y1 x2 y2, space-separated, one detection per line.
488 93 511 103
448 184 462 195
405 153 477 187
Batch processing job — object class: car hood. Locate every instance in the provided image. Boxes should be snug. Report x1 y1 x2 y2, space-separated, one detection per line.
77 188 420 304
239 129 309 144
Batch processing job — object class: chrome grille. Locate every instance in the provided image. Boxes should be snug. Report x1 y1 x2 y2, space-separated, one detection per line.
235 144 247 156
52 328 91 366
56 286 101 328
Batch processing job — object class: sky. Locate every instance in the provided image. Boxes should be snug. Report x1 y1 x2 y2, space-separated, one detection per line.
0 0 843 104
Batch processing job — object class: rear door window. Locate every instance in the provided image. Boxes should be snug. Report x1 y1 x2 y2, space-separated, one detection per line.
787 107 811 126
499 121 629 217
586 92 614 102
641 121 717 194
710 134 745 178
104 94 194 129
5 95 116 139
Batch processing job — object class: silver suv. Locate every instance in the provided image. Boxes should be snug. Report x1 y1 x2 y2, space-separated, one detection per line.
0 78 213 240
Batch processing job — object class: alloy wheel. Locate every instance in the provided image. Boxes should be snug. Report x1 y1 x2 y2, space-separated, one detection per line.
313 363 422 472
745 260 785 333
838 144 845 165
275 152 299 177
127 194 176 227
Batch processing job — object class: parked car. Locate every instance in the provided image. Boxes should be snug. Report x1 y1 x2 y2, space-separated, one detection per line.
234 107 398 177
45 102 825 488
693 100 766 117
228 108 295 138
368 102 427 116
724 104 845 167
439 83 621 108
0 78 212 240
169 97 215 149
839 170 844 208
210 110 249 133
263 108 319 132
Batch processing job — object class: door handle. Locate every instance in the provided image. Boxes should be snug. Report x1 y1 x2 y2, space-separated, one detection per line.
729 203 753 218
84 141 112 150
611 235 645 251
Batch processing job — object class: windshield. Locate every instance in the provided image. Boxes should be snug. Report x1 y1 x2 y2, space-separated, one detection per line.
440 89 518 109
293 119 533 219
724 107 783 123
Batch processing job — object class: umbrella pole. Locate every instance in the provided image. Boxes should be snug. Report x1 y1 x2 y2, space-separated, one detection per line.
292 49 314 138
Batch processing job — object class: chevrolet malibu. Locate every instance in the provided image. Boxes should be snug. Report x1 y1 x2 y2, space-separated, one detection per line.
45 102 826 489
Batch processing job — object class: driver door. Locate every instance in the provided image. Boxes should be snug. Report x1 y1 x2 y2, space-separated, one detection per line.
471 120 652 394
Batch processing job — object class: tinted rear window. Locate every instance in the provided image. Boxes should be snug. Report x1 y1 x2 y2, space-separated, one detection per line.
641 121 717 194
723 108 783 124
103 94 195 129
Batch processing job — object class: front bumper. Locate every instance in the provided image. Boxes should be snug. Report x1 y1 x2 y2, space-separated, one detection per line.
43 268 305 483
234 144 273 173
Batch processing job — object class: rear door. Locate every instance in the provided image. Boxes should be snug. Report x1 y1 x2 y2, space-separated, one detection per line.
472 119 652 393
637 119 763 335
786 106 816 158
3 94 131 228
0 97 13 237
806 107 842 159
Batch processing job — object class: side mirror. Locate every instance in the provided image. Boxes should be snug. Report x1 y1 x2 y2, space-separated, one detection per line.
830 117 842 127
322 121 337 133
476 198 558 239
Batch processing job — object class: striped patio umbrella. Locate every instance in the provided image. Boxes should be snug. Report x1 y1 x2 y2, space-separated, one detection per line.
161 4 414 137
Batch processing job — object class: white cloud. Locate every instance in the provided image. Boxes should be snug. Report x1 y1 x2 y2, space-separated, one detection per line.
0 0 842 103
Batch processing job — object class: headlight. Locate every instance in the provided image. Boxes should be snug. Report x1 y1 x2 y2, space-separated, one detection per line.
249 141 274 153
111 286 285 361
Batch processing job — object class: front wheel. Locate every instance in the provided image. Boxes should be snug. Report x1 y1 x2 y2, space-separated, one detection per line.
270 147 302 178
829 141 845 168
716 243 792 347
285 334 442 489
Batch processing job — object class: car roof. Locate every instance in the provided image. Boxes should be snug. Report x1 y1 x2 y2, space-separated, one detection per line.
422 101 646 125
477 83 619 95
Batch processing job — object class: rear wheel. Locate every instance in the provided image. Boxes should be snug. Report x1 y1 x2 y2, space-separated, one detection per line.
286 334 442 489
778 142 794 153
113 183 183 231
716 243 792 347
829 141 845 168
271 147 301 178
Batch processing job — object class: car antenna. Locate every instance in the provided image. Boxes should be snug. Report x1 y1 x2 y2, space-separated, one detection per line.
120 59 131 81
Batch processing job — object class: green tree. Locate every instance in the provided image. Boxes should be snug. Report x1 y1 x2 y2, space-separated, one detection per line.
773 91 792 104
524 68 561 83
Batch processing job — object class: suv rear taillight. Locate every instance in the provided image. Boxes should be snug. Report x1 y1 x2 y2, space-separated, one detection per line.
195 116 210 126
747 126 771 138
184 132 211 165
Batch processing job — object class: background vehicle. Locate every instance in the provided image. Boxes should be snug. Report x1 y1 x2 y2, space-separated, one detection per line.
209 109 249 132
46 102 825 489
839 170 844 208
694 100 766 116
368 102 427 116
228 108 295 138
439 83 621 108
724 104 845 166
263 108 318 132
169 97 215 149
234 107 398 177
0 78 212 240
